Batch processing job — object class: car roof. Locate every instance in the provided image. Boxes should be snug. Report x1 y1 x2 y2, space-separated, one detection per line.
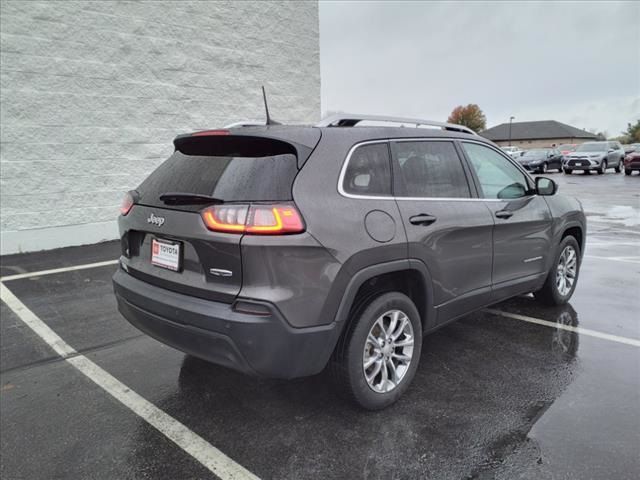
226 124 490 144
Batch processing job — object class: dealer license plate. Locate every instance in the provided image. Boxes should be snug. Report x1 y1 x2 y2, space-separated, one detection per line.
151 238 181 271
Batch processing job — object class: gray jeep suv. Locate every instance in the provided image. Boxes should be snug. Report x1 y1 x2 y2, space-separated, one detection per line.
113 114 586 410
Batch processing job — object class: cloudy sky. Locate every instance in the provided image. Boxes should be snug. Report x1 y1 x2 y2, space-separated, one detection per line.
319 1 640 136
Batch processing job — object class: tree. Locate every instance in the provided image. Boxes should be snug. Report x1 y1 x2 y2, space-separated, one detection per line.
624 119 640 143
447 104 487 133
595 131 608 141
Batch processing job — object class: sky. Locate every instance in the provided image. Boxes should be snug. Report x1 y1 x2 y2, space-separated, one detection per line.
319 1 640 136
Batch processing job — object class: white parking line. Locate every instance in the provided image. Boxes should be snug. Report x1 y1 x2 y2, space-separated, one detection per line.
484 308 640 348
584 255 640 264
0 283 260 480
0 259 119 282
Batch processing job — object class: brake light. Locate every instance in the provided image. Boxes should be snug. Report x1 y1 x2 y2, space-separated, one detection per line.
120 192 134 216
201 204 305 234
192 129 230 137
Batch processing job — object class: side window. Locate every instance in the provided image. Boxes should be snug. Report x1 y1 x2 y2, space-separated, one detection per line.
462 142 530 199
342 143 392 196
393 141 471 198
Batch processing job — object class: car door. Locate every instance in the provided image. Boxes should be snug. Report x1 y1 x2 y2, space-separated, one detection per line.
390 139 494 326
551 148 562 169
460 141 554 301
612 142 623 166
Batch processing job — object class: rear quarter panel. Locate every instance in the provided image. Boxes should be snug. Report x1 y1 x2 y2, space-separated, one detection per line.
292 132 410 326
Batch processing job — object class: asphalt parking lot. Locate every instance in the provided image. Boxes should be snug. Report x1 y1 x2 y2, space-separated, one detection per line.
1 171 638 480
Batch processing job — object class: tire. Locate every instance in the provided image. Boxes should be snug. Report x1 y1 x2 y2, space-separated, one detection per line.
625 169 632 176
539 162 548 174
331 292 422 410
563 168 572 175
598 160 607 174
534 236 581 306
615 160 623 173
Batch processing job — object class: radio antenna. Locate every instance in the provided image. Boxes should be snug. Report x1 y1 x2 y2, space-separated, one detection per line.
262 86 281 125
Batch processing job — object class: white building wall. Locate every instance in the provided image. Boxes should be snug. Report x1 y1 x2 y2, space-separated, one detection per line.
0 0 320 254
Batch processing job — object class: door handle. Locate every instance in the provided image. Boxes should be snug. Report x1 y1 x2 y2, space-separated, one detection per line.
409 214 437 226
495 210 514 219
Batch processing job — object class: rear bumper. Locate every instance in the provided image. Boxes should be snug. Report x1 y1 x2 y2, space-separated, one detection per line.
113 267 341 379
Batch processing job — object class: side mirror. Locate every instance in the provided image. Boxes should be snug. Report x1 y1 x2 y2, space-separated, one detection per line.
536 177 557 196
608 149 614 153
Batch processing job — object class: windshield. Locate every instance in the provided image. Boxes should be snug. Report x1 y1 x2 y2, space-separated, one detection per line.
576 143 607 152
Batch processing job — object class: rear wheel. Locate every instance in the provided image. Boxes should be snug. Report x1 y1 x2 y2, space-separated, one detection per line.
598 160 607 174
331 292 422 410
534 236 580 306
615 160 623 173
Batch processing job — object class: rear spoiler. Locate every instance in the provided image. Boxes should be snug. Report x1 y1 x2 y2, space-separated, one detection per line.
173 127 321 168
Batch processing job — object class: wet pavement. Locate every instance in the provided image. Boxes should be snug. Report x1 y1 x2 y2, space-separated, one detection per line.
1 171 638 479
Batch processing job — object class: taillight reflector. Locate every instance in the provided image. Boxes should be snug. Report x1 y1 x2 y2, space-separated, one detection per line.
120 192 134 216
192 129 230 136
201 204 305 235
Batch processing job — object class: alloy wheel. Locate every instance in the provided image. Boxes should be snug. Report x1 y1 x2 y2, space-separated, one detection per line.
556 245 577 296
363 310 414 393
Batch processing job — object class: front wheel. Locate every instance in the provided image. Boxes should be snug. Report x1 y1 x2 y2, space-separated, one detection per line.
625 169 632 175
534 236 581 306
598 160 607 174
331 292 422 410
563 168 573 175
539 162 548 174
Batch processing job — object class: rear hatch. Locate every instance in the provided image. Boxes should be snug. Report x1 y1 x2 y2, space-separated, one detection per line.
119 130 319 303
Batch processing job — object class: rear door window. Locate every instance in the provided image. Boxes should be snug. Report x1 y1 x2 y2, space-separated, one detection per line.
392 141 471 198
137 136 298 211
342 143 392 196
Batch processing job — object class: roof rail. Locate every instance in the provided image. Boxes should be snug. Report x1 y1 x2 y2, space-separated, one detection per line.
316 113 477 136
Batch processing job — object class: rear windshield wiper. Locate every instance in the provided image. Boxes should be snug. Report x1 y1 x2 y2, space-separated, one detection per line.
159 192 224 206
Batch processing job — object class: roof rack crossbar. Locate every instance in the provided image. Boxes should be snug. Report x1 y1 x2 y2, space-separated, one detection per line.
316 113 477 136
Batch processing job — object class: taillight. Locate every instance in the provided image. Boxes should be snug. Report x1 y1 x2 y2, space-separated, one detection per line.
192 129 230 136
201 203 305 235
120 191 134 216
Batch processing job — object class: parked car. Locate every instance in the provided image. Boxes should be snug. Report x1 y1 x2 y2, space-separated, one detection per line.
501 146 525 158
557 144 577 157
563 141 625 174
112 113 586 410
624 150 640 175
517 148 563 173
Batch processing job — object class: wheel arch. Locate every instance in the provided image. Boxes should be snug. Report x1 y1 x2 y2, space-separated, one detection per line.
334 259 435 333
560 223 585 257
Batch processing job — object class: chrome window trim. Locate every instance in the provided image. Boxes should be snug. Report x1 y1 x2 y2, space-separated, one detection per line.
337 139 512 202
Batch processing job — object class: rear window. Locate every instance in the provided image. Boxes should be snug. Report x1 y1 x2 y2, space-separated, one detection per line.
137 136 298 211
342 143 392 197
